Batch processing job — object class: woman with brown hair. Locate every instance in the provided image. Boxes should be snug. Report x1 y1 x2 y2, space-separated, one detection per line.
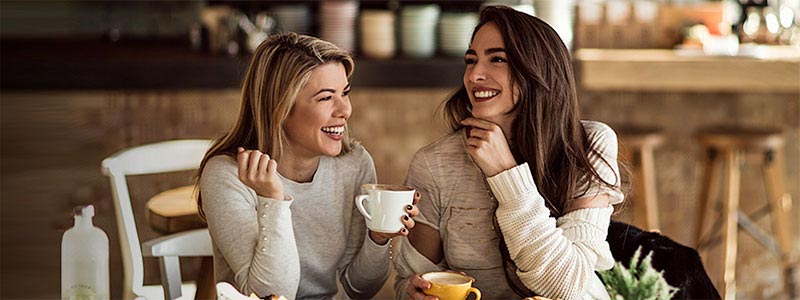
394 6 624 300
197 33 418 299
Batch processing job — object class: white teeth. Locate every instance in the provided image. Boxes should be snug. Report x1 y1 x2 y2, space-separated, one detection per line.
321 126 345 135
474 90 499 99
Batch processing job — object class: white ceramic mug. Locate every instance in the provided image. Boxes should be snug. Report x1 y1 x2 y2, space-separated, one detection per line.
355 184 415 233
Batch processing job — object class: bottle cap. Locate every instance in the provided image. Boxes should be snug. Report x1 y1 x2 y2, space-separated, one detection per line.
74 205 95 218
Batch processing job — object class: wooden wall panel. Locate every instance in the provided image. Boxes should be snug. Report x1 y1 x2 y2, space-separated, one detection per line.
1 90 241 299
1 88 797 299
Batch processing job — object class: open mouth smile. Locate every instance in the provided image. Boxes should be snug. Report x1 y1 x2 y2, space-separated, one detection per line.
473 89 500 102
321 125 345 140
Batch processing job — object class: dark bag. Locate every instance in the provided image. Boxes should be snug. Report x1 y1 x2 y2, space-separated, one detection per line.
607 221 721 300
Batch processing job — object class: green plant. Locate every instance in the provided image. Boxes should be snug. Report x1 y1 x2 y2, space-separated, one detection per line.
599 247 679 300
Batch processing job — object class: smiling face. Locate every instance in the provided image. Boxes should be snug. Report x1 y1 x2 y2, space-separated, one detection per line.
283 62 352 159
463 22 518 125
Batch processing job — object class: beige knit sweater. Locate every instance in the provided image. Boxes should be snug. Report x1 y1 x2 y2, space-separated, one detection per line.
393 121 623 300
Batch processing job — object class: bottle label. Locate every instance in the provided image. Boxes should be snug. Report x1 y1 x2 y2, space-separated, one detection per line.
66 284 97 300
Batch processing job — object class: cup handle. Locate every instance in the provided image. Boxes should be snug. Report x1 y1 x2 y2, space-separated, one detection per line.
467 287 481 300
355 194 372 221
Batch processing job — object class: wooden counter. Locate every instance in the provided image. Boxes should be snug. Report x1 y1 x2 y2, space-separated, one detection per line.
575 47 800 93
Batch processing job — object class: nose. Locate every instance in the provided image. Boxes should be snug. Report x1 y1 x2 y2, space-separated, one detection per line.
333 95 352 120
466 62 486 83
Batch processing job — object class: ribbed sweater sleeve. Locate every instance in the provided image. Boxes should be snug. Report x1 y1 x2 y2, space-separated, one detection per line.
200 156 301 299
487 162 614 300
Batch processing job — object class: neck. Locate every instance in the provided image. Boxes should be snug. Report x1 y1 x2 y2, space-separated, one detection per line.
277 152 320 183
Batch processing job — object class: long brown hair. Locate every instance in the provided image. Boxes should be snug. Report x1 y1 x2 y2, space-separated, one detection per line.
443 6 626 296
196 33 356 219
444 5 619 216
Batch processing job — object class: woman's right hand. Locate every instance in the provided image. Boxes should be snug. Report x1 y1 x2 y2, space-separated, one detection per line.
237 147 285 200
406 274 437 300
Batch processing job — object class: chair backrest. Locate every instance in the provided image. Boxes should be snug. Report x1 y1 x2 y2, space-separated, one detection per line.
101 139 213 298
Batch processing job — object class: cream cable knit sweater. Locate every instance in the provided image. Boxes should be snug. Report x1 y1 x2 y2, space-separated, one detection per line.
488 163 614 300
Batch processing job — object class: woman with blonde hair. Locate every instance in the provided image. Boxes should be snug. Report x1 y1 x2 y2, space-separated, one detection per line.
395 6 625 300
198 33 418 299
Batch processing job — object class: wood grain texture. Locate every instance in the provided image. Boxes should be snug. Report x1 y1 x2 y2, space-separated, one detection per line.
575 48 800 93
1 88 797 299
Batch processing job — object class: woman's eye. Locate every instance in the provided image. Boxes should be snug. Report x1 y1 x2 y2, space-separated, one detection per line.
464 57 476 65
320 95 333 101
491 56 507 63
342 89 351 97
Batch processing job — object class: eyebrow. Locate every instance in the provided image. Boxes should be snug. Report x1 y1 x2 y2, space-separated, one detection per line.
465 48 507 55
486 47 506 54
313 84 351 96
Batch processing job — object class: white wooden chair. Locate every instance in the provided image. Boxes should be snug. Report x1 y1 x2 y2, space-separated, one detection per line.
102 139 214 300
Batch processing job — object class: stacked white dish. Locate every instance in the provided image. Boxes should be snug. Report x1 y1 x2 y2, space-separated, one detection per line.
400 4 441 58
272 5 312 34
533 0 575 49
360 10 396 59
439 12 479 57
319 0 359 52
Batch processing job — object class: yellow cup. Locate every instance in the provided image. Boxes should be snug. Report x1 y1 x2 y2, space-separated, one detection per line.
422 271 481 300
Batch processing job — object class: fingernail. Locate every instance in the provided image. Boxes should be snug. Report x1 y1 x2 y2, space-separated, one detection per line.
404 215 409 221
406 205 413 211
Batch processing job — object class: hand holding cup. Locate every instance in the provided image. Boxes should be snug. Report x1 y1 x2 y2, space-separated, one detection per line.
408 272 481 300
356 184 420 245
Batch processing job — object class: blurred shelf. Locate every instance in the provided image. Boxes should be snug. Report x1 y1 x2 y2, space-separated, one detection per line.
0 39 464 90
575 47 800 93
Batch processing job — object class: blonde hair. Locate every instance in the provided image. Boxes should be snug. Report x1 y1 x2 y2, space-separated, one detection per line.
197 33 355 218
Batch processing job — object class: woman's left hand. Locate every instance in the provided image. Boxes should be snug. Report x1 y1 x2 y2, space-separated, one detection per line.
462 117 517 177
368 192 421 245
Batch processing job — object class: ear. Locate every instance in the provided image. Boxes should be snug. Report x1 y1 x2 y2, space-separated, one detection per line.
512 83 522 105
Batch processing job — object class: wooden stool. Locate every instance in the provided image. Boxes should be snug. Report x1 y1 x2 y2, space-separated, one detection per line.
147 185 206 234
617 126 665 231
694 127 796 300
147 185 214 300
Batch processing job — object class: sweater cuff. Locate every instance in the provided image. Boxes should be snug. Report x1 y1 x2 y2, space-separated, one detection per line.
486 163 539 204
254 196 293 251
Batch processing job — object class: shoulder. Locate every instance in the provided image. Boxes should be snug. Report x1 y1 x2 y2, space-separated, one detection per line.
337 143 374 167
407 130 466 180
200 154 256 204
200 154 241 189
331 144 376 180
581 120 618 148
414 130 464 159
203 154 238 178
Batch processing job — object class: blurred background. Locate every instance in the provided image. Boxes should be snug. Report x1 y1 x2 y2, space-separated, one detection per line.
1 0 798 299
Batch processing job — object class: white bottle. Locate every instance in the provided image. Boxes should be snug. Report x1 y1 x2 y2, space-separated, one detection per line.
61 205 109 300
